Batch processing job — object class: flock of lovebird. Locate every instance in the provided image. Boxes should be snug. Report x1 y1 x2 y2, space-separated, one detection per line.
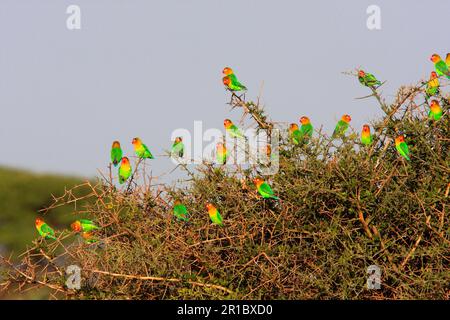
35 53 449 243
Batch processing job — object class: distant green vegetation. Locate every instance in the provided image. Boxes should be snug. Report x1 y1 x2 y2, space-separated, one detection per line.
0 166 89 254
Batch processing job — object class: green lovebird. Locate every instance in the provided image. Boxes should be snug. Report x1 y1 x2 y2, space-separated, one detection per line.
206 203 223 226
171 137 184 158
216 142 228 164
429 100 443 121
222 67 247 91
358 70 382 88
361 124 373 146
289 123 302 145
132 137 154 159
173 200 189 222
426 71 440 98
299 116 313 140
81 232 98 244
71 219 99 233
332 114 352 138
253 177 279 200
430 54 450 79
35 218 56 240
110 141 123 167
395 135 411 161
224 119 245 139
118 157 132 184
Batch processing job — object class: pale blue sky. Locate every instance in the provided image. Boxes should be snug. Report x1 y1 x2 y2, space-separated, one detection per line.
0 0 448 179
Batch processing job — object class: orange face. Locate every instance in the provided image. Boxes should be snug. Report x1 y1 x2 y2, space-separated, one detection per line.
224 119 232 127
206 203 214 211
71 221 81 232
430 54 441 63
132 137 140 145
300 116 310 125
174 199 181 206
342 114 352 123
175 137 182 143
253 177 263 185
397 135 405 143
222 67 233 75
289 123 299 131
358 70 365 77
431 71 438 78
121 157 130 165
35 218 43 226
112 141 121 148
362 125 370 133
223 76 231 86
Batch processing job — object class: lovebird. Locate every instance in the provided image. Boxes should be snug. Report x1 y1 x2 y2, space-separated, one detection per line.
173 200 189 222
253 177 279 200
222 67 247 91
206 203 223 226
171 137 184 158
361 124 373 146
430 54 450 79
118 157 132 184
289 123 302 145
299 116 313 140
132 137 154 159
358 70 382 88
332 114 352 138
71 219 99 233
35 218 56 240
446 53 450 67
110 141 123 167
224 119 245 139
395 135 411 161
425 71 440 98
429 100 443 121
216 142 228 164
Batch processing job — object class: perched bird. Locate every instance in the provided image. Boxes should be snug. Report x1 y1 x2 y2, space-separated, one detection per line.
110 141 123 167
132 137 154 159
118 157 132 184
224 119 245 139
332 114 352 138
299 116 313 140
358 70 382 88
426 71 440 98
429 100 443 121
446 53 450 67
395 135 411 161
430 54 450 79
171 137 184 158
35 218 56 240
289 123 302 145
216 142 228 164
361 125 373 146
206 203 223 226
253 177 279 200
71 219 99 233
222 67 247 91
173 200 189 222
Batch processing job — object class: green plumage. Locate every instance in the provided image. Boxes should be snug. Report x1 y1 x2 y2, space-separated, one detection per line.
300 123 313 140
111 147 122 167
226 74 247 91
38 223 56 240
171 141 184 158
173 204 189 222
434 60 450 79
396 142 410 161
119 164 132 184
136 144 154 159
257 182 279 200
227 124 244 139
332 120 349 138
361 134 373 146
290 129 302 145
359 73 381 87
79 219 99 232
429 108 443 121
210 210 223 226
